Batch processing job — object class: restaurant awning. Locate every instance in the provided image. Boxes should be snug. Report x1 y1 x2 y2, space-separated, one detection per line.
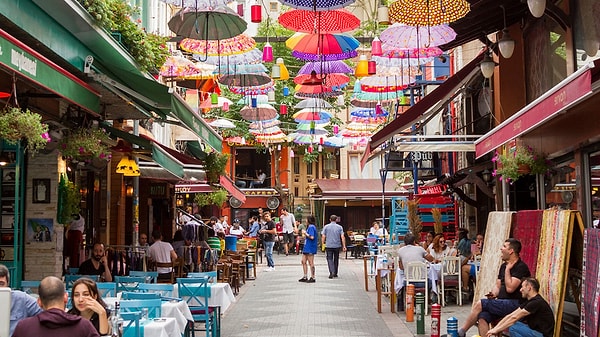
138 163 206 181
310 179 409 200
175 184 212 194
475 60 598 158
220 175 247 203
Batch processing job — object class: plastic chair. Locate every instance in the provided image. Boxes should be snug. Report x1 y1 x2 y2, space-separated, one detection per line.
20 280 40 295
440 256 462 306
129 271 158 283
67 268 79 275
120 298 162 319
120 311 142 337
405 261 429 315
366 235 379 255
96 282 117 297
65 275 100 290
177 277 218 337
114 276 147 293
138 283 175 297
121 291 161 300
187 271 218 283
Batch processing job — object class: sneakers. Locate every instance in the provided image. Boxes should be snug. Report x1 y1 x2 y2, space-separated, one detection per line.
306 277 316 283
264 267 275 272
328 274 334 279
299 277 308 282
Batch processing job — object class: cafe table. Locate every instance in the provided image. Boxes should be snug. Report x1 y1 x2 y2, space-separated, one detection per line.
172 282 236 312
141 317 181 337
393 262 442 295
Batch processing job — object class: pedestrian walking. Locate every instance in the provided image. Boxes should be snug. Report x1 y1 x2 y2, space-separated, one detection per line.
321 215 346 279
298 215 318 283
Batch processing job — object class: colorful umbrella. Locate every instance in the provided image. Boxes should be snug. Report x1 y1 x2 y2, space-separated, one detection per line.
249 119 280 129
286 33 360 55
294 90 343 98
294 73 350 87
168 6 247 40
295 122 329 136
250 126 281 135
199 96 232 109
388 0 470 26
229 81 275 95
298 60 353 75
294 97 333 109
179 35 255 56
253 127 287 143
380 23 456 49
237 94 269 105
351 107 390 118
351 90 405 108
193 48 263 65
209 118 236 128
360 74 414 93
323 135 345 148
278 0 356 11
292 50 357 61
295 83 333 95
293 109 332 122
159 55 201 78
382 46 444 59
218 73 272 86
240 104 278 121
372 55 435 67
288 133 317 145
216 63 267 75
278 9 360 34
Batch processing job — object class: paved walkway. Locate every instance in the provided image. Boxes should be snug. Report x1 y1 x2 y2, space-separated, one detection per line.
220 252 473 337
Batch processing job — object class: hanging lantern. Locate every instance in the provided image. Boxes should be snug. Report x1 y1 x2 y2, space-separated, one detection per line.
276 58 290 80
283 86 290 96
355 55 369 78
210 92 219 105
271 64 281 79
277 144 281 151
280 104 287 115
237 2 244 16
377 6 389 25
318 144 323 152
368 60 377 75
251 4 262 22
262 42 273 62
241 137 246 145
319 137 324 145
222 102 230 111
337 95 345 106
353 79 362 93
371 37 383 56
333 125 339 134
267 90 276 102
251 97 258 107
290 149 295 157
307 145 313 153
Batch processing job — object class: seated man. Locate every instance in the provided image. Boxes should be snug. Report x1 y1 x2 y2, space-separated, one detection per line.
78 243 112 282
458 238 531 337
148 230 178 281
397 233 434 306
0 264 43 336
486 277 554 337
249 169 266 188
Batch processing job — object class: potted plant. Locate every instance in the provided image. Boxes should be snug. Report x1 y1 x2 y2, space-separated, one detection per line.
0 107 50 154
59 128 112 163
204 152 229 184
493 145 550 183
194 188 228 207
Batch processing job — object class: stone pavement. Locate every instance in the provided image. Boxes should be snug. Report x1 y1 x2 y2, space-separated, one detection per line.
220 251 474 337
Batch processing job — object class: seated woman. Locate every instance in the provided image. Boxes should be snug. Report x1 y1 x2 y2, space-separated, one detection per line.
68 277 110 336
368 221 387 238
428 233 451 264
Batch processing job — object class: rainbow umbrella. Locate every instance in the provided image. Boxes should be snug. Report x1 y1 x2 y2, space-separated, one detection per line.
288 133 317 145
278 9 360 34
286 33 360 55
179 35 255 56
295 122 329 136
388 0 470 26
298 60 353 75
278 0 355 11
293 109 332 122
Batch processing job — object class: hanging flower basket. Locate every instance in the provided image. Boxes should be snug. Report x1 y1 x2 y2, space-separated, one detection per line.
0 107 50 154
59 128 112 163
493 145 551 183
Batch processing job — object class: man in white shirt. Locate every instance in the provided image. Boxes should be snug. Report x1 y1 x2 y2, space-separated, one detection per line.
280 208 296 256
148 230 178 281
249 169 267 188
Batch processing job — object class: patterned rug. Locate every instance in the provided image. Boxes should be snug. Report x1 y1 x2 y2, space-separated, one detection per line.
473 211 513 308
512 210 544 275
582 228 600 337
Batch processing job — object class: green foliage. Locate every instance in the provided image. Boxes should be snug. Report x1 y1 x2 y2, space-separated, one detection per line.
59 128 112 162
302 150 319 164
493 145 550 183
204 152 230 183
58 177 82 224
0 107 49 154
77 0 169 72
194 188 228 207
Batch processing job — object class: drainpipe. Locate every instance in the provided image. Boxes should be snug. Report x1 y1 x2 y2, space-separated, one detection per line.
132 120 140 246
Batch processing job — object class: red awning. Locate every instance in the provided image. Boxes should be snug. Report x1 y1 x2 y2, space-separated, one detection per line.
220 175 247 203
475 62 597 158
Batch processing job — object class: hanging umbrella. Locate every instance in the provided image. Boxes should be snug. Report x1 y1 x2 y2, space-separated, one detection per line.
360 74 414 93
179 35 255 56
253 127 287 143
388 0 470 26
159 0 233 8
294 97 333 109
372 55 435 67
286 33 360 55
237 94 269 105
298 60 353 75
323 135 345 148
293 109 332 122
168 6 247 40
193 48 263 65
380 23 456 49
351 107 390 118
295 122 329 135
288 133 316 145
216 63 267 75
278 9 360 34
209 118 236 128
292 50 357 61
382 46 444 59
250 126 281 135
351 90 405 108
229 80 275 95
294 90 343 98
278 0 355 11
199 96 233 109
218 73 272 86
159 55 201 78
294 73 350 87
240 104 278 121
249 118 280 129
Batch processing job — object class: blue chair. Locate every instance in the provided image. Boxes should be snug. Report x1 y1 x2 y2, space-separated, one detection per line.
121 291 161 300
138 283 175 297
120 311 142 337
65 275 100 289
187 271 217 283
177 277 218 337
366 235 379 255
20 280 40 294
68 268 79 275
114 276 147 293
120 298 162 319
129 271 158 283
96 282 117 297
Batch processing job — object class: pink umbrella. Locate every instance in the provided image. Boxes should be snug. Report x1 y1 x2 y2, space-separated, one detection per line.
278 9 360 34
179 35 256 56
380 23 456 49
294 73 350 87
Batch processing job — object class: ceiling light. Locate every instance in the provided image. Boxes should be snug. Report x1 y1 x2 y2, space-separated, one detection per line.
498 29 515 59
527 0 546 18
479 52 497 79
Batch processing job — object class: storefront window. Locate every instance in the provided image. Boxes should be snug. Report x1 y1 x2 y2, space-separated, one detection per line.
589 151 600 227
573 0 600 68
544 160 576 209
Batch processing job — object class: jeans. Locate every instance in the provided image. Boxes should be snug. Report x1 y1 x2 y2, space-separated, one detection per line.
264 241 275 267
509 321 543 337
325 247 340 276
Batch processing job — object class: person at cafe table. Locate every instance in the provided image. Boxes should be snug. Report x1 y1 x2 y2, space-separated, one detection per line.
78 243 112 282
148 230 178 282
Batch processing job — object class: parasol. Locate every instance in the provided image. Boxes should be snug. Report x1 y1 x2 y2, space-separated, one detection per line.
193 48 263 65
295 122 329 136
240 104 278 121
293 109 332 122
380 23 456 49
218 73 272 86
292 50 357 61
288 133 317 145
159 55 201 78
298 60 353 75
294 97 333 109
216 63 267 75
360 74 414 93
199 96 232 109
382 46 444 59
294 90 343 98
388 0 470 26
294 73 350 87
323 135 345 148
229 80 275 95
351 90 405 108
286 33 360 55
249 118 280 129
209 118 236 128
237 95 269 105
278 0 356 11
179 35 255 56
278 9 360 34
351 107 390 118
168 6 247 40
250 126 281 135
372 55 435 67
253 128 287 143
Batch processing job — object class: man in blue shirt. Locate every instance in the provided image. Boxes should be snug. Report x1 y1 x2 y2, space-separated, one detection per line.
0 264 43 336
321 215 346 279
298 215 318 283
248 216 260 238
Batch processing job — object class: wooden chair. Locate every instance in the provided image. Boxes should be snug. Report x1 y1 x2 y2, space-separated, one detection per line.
128 271 158 283
405 261 429 315
440 256 462 306
154 261 176 283
120 298 162 319
96 282 117 297
120 311 142 337
138 283 175 297
114 276 147 292
177 277 218 337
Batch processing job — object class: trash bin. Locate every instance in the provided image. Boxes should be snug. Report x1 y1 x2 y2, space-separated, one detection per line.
225 235 238 251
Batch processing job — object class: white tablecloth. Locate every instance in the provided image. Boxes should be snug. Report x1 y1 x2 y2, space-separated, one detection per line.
173 282 236 312
142 317 181 337
393 263 441 294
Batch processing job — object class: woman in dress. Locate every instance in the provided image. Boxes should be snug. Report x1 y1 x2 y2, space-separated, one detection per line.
428 233 451 263
68 277 110 335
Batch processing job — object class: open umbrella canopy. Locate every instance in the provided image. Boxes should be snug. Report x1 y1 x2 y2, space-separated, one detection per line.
293 109 332 122
323 135 345 148
380 23 456 49
372 55 434 67
278 9 360 34
250 126 281 135
278 0 356 11
294 73 350 87
360 74 414 92
199 96 232 108
237 94 269 105
209 118 236 128
179 35 255 56
288 133 317 145
218 72 272 86
229 80 275 95
193 48 263 65
294 97 333 109
388 0 470 26
382 46 444 59
292 50 357 61
159 55 200 78
249 118 280 129
287 33 360 55
168 6 247 40
240 104 278 121
351 107 390 118
216 63 267 75
295 122 329 136
298 60 353 75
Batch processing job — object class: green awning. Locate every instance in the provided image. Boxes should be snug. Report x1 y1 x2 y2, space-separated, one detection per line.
170 95 223 152
185 141 207 161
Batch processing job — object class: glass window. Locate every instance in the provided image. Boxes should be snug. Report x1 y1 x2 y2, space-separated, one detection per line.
573 0 600 68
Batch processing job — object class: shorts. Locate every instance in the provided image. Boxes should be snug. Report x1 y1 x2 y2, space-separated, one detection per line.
282 232 294 244
478 298 520 323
